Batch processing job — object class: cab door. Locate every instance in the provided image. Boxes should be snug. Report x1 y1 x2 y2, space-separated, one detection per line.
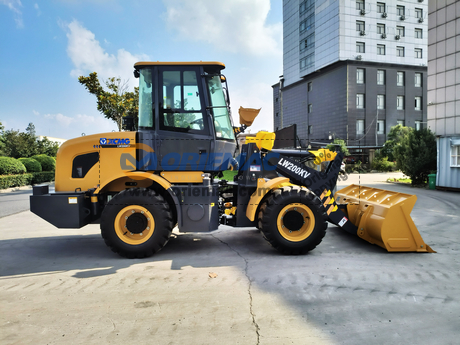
157 67 212 171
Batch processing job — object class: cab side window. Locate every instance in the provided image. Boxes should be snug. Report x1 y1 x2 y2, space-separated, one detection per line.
161 70 207 134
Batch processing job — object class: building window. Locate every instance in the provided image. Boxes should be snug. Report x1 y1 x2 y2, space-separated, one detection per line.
308 104 312 113
415 120 421 130
300 0 314 15
397 46 405 57
397 96 405 110
415 28 423 39
300 53 314 69
300 14 315 33
415 48 423 59
308 82 312 91
356 42 365 53
377 44 386 55
451 145 460 167
415 73 422 87
397 71 405 86
356 120 365 135
397 120 405 126
415 8 423 19
377 120 385 134
356 0 364 11
308 125 313 134
397 5 405 17
301 34 315 51
377 70 385 85
357 68 365 84
377 23 386 34
356 94 365 109
377 2 386 13
415 96 422 110
377 95 385 109
396 26 405 37
356 20 365 32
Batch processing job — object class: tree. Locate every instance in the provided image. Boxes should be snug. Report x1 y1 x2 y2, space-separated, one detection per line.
380 124 412 162
78 72 139 131
326 138 350 156
394 128 437 185
37 137 60 157
0 121 5 156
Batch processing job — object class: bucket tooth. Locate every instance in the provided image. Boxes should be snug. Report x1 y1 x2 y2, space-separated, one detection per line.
335 184 435 253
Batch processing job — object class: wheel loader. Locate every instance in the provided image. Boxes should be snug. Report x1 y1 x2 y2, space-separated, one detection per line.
30 62 434 258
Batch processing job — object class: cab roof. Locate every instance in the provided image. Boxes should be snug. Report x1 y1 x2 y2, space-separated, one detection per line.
134 61 225 70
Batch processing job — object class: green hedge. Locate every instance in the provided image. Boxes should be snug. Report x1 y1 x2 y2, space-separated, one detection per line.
31 154 56 171
18 157 42 172
0 171 55 189
0 157 27 175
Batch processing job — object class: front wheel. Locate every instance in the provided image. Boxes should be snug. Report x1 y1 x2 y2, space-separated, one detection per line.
101 188 174 258
258 186 327 255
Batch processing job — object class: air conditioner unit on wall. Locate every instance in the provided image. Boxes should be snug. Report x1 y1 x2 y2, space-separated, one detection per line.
381 33 387 39
400 15 406 20
360 30 366 36
382 12 388 18
418 18 424 23
395 35 401 40
360 9 366 15
356 55 362 60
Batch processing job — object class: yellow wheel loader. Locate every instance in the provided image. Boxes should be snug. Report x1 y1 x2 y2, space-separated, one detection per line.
30 62 434 258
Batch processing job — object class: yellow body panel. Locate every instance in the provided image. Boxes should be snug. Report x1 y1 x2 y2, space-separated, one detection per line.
335 184 434 253
160 171 204 183
55 132 137 192
246 177 291 222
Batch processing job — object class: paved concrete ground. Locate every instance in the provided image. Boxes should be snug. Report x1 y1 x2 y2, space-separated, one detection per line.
1 172 459 344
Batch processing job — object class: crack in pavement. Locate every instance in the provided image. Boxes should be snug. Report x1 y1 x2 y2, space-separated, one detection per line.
211 234 260 344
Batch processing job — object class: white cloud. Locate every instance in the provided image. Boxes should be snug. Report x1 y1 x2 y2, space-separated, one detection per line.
163 0 281 56
65 20 149 88
34 3 41 16
1 0 24 28
41 112 116 138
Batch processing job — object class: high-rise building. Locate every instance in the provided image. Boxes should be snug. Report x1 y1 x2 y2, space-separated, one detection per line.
427 1 460 190
274 0 428 150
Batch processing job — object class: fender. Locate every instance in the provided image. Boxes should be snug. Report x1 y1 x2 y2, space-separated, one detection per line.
246 177 292 222
94 171 182 227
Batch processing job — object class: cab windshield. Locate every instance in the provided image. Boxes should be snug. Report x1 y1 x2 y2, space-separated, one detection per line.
206 76 235 140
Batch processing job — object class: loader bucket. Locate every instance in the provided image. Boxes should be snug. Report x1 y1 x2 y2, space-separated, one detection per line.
335 184 435 253
239 107 261 126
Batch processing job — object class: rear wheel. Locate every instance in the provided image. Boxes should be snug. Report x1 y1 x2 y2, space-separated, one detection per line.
101 188 174 258
258 186 327 254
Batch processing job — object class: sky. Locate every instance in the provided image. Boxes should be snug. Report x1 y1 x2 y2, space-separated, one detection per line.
0 0 283 140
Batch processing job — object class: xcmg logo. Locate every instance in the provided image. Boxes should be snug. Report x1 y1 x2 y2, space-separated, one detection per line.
100 138 131 145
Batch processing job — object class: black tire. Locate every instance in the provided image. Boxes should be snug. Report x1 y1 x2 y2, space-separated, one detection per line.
101 188 174 258
257 186 327 255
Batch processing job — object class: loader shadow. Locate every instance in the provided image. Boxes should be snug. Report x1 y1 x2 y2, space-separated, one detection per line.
0 225 387 278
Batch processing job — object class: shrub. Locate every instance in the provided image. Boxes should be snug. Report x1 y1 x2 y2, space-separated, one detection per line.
0 173 33 189
32 171 55 184
0 172 54 189
31 154 56 171
18 157 42 173
371 156 395 172
0 157 27 175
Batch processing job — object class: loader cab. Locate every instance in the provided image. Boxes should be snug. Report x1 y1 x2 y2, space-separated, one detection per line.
134 62 236 172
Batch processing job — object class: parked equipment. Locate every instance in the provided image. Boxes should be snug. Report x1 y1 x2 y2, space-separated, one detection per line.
30 62 434 257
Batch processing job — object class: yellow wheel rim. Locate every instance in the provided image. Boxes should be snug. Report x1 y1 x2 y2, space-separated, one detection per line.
114 205 155 245
276 203 315 242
